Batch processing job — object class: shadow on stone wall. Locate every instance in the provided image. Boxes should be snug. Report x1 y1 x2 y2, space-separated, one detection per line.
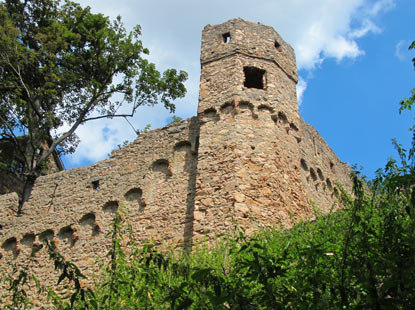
183 118 200 252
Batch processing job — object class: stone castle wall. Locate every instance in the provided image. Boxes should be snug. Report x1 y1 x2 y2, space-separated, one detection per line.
0 118 200 307
0 19 353 308
299 119 352 213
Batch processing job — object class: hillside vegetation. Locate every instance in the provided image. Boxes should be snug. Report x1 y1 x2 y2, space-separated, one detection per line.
3 37 415 307
3 142 415 309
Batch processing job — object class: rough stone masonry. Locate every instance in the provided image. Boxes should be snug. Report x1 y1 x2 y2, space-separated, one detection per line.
0 18 352 307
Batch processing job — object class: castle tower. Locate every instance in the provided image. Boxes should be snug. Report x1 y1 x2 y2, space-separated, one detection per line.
0 19 354 305
192 19 313 240
198 18 299 119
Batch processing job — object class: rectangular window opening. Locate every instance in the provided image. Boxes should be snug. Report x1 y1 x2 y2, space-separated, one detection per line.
274 40 281 51
92 180 100 191
244 66 266 89
222 32 231 43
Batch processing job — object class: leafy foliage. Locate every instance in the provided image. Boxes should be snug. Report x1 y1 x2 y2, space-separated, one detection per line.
0 265 32 309
0 0 187 211
399 40 415 167
399 40 415 113
169 115 183 124
1 154 415 309
2 26 415 310
2 152 404 309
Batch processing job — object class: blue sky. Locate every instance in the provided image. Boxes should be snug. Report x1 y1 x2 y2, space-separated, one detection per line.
62 0 415 179
300 0 414 178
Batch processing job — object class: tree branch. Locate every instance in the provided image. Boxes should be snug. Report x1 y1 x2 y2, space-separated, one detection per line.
0 114 20 145
0 52 32 101
82 113 134 123
36 94 101 167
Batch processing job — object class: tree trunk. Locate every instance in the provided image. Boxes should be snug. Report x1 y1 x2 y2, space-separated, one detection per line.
18 175 36 215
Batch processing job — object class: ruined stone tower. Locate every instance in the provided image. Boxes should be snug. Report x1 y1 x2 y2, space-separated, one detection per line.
198 18 298 115
0 19 352 307
193 19 311 239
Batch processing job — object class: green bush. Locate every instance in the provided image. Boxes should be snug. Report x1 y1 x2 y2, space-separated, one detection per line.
2 148 415 310
59 157 415 309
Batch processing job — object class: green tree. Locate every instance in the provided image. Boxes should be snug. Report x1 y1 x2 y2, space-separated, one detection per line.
400 40 415 113
0 0 187 213
399 40 415 166
169 115 183 124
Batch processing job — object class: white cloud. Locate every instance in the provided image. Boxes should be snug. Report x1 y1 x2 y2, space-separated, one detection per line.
367 0 395 16
349 20 381 39
395 40 412 62
63 0 395 167
297 77 307 107
325 36 364 60
292 0 394 70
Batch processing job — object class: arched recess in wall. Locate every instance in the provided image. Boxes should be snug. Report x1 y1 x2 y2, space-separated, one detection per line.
237 101 255 119
80 212 100 236
278 111 288 123
1 237 18 258
309 168 318 182
290 122 299 132
124 187 146 212
151 159 172 180
274 111 289 134
220 102 235 115
21 233 35 249
101 201 119 230
145 159 172 206
257 104 275 124
39 229 54 243
300 158 308 171
103 201 119 213
203 108 219 122
58 225 77 247
288 122 301 143
326 178 333 191
172 141 193 174
258 104 274 114
317 168 324 181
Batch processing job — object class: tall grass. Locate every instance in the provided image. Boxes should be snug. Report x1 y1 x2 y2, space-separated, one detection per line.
2 150 415 309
